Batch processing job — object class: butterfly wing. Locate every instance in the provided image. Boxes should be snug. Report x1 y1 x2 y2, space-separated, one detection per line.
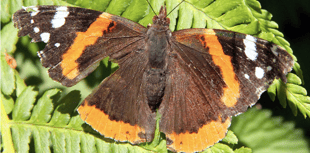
78 49 156 143
14 6 155 143
159 29 293 152
13 6 147 86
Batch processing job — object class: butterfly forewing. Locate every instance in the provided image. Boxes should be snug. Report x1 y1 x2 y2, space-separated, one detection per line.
13 6 147 87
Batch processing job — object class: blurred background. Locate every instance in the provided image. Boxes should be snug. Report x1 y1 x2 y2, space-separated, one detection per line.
247 0 310 151
259 0 310 135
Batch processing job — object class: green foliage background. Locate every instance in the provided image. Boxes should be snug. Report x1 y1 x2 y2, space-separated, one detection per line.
258 0 310 144
1 0 310 152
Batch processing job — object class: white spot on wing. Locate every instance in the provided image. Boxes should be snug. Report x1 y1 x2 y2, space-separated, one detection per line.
38 51 44 58
255 67 264 79
51 6 69 28
56 6 68 11
55 43 60 47
40 32 50 43
34 27 39 33
31 19 34 23
244 74 250 79
31 11 39 16
243 35 258 61
30 7 39 16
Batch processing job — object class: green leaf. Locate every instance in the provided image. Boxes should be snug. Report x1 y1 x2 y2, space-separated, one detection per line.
122 0 149 22
286 73 302 85
32 127 50 153
293 62 304 84
1 96 15 152
75 0 108 11
48 90 81 127
11 125 32 152
267 73 310 118
268 73 310 118
222 130 238 145
177 3 194 30
0 52 15 96
234 147 252 153
285 73 310 118
267 79 277 101
12 86 38 121
29 89 61 123
204 130 246 153
1 0 22 23
140 112 167 153
138 0 165 27
106 0 132 15
204 143 234 153
15 70 27 97
231 108 309 153
1 92 14 114
1 22 19 53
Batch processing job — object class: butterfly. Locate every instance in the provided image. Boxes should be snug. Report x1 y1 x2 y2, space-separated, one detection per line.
13 4 293 152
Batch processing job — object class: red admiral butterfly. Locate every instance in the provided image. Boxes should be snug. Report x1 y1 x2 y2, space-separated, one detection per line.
13 4 293 152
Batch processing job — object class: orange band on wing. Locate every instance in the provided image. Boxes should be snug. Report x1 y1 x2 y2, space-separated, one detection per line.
200 29 240 107
78 100 146 143
61 13 116 79
166 116 231 152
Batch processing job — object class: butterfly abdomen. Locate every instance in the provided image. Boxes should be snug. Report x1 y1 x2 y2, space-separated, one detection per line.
144 20 172 112
145 69 166 112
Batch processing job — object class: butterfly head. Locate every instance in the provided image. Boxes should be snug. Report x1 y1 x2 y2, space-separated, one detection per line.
152 6 170 27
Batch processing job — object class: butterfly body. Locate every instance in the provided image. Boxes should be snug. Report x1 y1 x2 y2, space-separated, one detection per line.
13 5 294 153
144 7 171 111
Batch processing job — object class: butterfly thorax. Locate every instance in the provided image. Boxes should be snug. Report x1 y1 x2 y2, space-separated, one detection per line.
144 6 171 112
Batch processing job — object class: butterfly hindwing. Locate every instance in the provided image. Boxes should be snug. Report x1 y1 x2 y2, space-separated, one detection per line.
158 51 232 152
157 28 293 152
13 6 147 86
78 47 157 143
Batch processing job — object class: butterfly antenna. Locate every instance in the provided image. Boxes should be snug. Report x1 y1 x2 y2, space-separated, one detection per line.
146 0 157 16
167 0 185 17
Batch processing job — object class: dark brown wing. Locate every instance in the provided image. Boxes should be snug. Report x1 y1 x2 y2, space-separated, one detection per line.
14 5 155 143
13 6 147 86
78 48 157 143
158 29 293 152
